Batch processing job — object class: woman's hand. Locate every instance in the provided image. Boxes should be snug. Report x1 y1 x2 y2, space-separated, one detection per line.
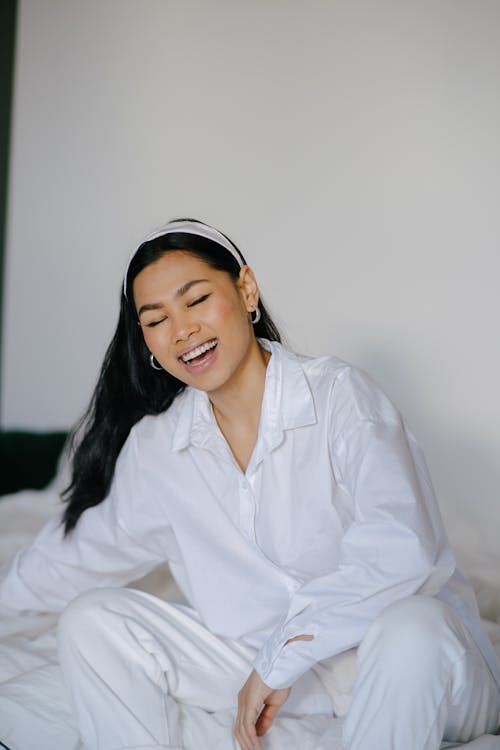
234 635 313 748
235 669 291 750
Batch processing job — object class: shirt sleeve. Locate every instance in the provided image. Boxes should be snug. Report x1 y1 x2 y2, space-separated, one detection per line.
253 368 456 689
0 427 168 615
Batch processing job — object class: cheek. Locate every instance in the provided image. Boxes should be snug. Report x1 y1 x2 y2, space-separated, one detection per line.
141 328 154 351
215 296 243 323
215 290 249 327
141 326 168 354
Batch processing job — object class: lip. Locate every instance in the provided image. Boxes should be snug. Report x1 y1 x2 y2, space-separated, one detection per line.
178 339 219 375
177 338 218 361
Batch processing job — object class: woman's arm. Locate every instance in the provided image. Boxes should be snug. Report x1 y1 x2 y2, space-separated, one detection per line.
0 428 167 615
253 389 455 691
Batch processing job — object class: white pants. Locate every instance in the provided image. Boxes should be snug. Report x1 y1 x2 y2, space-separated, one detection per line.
52 589 499 750
341 596 500 749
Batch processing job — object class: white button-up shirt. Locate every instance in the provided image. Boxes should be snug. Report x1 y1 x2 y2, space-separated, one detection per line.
1 340 499 690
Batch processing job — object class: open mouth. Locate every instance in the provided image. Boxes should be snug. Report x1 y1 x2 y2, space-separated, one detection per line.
179 339 218 366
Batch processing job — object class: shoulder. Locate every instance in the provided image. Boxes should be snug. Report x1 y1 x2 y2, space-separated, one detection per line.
108 388 194 510
126 386 193 452
278 343 403 432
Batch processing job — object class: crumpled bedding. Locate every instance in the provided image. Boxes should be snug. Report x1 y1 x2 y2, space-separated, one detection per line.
0 484 499 749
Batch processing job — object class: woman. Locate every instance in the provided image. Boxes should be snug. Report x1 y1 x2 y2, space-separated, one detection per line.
0 218 499 750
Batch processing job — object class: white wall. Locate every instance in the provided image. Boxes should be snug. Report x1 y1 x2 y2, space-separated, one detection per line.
2 1 500 563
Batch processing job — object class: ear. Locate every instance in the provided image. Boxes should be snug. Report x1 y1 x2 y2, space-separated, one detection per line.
236 265 259 313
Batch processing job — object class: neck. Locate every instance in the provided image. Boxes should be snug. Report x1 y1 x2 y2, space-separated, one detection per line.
210 339 271 434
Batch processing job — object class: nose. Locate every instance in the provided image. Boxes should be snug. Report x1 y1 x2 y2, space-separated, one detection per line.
172 308 201 344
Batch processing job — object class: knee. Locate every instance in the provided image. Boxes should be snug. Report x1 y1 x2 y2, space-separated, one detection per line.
359 596 463 675
369 595 452 641
58 587 126 648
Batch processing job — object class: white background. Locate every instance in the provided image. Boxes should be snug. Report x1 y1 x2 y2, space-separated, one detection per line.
2 1 499 565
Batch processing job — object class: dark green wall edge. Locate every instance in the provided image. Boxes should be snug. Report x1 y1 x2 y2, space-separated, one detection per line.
0 0 18 421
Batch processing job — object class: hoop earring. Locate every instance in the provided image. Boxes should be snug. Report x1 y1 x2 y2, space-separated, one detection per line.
150 353 163 370
250 307 261 325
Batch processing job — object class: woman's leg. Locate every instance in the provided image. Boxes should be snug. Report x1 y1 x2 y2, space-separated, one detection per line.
343 595 500 750
57 587 255 750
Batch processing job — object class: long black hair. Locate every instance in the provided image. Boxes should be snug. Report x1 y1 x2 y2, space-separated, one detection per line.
62 220 281 534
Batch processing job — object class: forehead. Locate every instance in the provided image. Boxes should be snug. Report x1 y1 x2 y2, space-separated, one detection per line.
132 250 230 304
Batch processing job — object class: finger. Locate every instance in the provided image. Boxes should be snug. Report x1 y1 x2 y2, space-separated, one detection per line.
235 722 252 750
235 700 253 747
244 714 262 750
235 716 253 750
237 726 261 750
236 709 261 750
255 703 281 737
285 633 314 645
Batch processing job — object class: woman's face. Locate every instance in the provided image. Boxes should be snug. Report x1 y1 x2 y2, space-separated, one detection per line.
133 250 260 395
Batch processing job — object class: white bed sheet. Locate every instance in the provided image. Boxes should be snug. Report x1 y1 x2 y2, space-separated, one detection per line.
0 484 499 749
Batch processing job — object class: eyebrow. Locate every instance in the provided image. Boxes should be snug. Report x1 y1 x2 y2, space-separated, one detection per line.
137 278 209 318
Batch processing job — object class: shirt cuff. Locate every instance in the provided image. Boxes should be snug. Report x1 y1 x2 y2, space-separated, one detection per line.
253 622 318 689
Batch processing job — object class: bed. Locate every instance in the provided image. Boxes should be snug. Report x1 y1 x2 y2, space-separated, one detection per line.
0 434 499 749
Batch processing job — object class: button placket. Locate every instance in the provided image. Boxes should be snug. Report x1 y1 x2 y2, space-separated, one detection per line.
239 476 256 540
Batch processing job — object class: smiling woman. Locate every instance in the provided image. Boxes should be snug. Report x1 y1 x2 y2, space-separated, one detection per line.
0 219 499 750
134 252 261 394
62 219 280 532
133 248 272 472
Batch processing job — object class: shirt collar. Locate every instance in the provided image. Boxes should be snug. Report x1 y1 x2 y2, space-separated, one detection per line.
171 339 317 453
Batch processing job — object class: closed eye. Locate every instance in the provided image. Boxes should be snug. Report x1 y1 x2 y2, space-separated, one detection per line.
188 293 210 307
145 317 167 328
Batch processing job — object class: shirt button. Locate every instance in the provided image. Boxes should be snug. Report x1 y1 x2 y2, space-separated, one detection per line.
241 480 249 490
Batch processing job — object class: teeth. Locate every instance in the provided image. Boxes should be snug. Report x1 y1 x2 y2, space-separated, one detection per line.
181 340 217 363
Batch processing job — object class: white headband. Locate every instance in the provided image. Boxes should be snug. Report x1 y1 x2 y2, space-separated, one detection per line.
123 219 244 298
